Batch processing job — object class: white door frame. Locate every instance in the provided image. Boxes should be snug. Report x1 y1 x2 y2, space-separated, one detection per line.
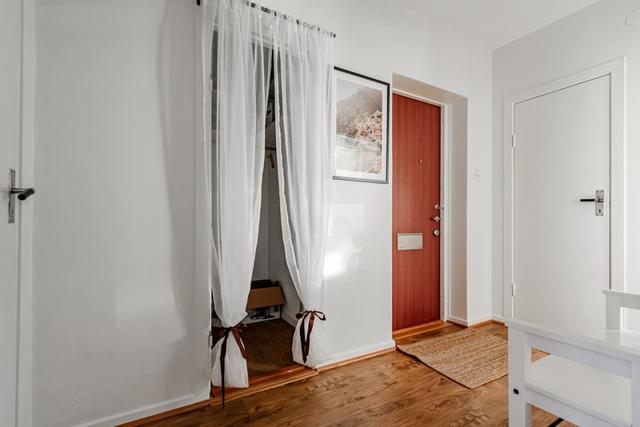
391 89 452 322
17 0 35 425
503 58 626 320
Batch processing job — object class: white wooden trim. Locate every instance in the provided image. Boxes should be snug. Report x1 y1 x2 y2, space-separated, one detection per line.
441 102 452 322
445 314 497 327
609 59 626 294
503 91 515 320
447 314 470 326
316 340 397 369
75 394 200 427
502 58 627 321
17 0 35 425
391 88 452 323
392 89 448 108
467 314 493 325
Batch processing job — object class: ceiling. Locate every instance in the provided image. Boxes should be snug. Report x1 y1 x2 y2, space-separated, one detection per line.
393 0 601 49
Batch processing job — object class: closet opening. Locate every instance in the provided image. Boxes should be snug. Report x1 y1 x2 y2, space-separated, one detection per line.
210 63 309 399
208 2 335 397
241 82 302 380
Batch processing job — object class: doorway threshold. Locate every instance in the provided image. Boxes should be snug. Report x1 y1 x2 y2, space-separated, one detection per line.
210 364 317 406
392 320 448 341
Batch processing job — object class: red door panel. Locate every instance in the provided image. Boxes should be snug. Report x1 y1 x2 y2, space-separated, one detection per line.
392 94 441 331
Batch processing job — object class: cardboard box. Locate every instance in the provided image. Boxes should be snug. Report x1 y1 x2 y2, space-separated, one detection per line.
246 286 285 310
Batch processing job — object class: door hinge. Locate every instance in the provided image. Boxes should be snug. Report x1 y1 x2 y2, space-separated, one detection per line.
511 282 516 297
511 134 517 148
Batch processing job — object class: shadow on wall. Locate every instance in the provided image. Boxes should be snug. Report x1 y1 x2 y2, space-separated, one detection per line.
157 0 206 397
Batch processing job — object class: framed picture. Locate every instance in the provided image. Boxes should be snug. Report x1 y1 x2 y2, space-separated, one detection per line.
333 67 390 183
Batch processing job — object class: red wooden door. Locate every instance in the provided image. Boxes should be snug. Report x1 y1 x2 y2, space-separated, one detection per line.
392 94 441 331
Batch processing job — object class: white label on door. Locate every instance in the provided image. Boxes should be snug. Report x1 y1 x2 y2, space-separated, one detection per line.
397 233 423 251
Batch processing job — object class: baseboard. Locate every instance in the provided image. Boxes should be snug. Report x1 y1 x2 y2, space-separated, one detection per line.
392 320 447 340
447 314 470 327
316 340 396 371
117 399 210 427
448 314 504 328
281 310 298 328
77 394 204 427
470 319 505 328
123 342 397 425
467 314 494 326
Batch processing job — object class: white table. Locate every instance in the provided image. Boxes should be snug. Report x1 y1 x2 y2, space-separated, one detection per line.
507 290 640 426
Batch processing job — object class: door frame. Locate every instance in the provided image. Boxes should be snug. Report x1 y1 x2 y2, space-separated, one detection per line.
16 0 36 424
391 89 451 323
503 58 626 320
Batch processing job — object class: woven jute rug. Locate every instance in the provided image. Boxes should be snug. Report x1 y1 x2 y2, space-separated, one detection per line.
397 328 544 389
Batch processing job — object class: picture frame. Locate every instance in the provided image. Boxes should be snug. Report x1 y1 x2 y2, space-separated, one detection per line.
333 67 390 184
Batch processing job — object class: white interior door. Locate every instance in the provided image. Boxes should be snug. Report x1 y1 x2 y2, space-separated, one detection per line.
513 75 610 334
1 0 22 423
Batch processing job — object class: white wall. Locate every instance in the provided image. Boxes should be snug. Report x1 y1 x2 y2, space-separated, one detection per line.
33 1 209 425
30 0 494 424
258 0 494 358
449 100 470 321
492 0 640 322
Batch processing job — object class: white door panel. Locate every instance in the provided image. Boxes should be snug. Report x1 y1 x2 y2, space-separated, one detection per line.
0 0 22 424
514 76 610 334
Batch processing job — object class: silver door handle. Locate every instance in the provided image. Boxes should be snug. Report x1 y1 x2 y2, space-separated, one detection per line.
579 190 604 216
10 187 36 201
7 168 36 224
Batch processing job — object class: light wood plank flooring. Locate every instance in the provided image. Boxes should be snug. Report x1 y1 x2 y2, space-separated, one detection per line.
151 324 570 426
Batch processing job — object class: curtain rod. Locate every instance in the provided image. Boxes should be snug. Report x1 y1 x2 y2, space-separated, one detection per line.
196 0 337 39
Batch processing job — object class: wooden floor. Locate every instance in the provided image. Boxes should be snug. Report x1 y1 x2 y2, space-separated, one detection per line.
152 324 571 426
242 319 295 378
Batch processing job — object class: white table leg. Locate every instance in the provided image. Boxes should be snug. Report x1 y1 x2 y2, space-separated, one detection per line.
509 327 531 427
632 362 639 426
605 292 622 330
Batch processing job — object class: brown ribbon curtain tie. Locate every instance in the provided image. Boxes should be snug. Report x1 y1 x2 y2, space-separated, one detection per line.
214 324 247 408
296 310 326 364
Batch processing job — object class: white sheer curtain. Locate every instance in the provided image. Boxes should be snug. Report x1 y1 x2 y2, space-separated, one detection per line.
202 0 274 393
273 20 334 368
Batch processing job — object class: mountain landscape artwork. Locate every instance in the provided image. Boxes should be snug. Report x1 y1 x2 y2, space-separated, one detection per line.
334 68 389 183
